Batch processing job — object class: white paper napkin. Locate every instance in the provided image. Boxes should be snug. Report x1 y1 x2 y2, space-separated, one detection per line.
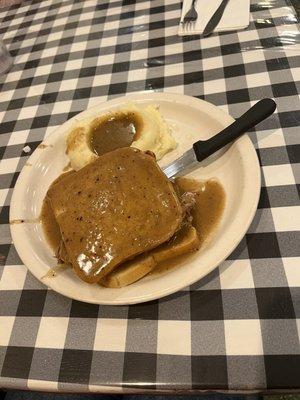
178 0 250 36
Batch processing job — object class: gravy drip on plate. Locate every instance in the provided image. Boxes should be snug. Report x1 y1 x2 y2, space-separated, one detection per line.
90 112 143 156
151 177 225 276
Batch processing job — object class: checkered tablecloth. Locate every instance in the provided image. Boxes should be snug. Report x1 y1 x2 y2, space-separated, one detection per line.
0 0 299 393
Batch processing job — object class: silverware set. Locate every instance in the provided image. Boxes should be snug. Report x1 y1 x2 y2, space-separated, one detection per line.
181 0 230 36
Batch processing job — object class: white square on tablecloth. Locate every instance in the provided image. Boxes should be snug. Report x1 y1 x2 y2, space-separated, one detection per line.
0 89 14 104
0 265 27 291
283 258 300 287
202 55 224 72
18 105 39 121
157 320 191 355
51 100 71 116
8 130 29 146
0 317 15 346
59 78 79 92
94 318 127 352
204 78 226 95
219 259 255 289
64 59 84 73
70 41 88 54
263 164 295 187
26 83 46 99
0 188 9 207
35 317 69 349
0 157 20 175
272 206 300 232
225 320 264 355
256 128 286 149
245 71 271 89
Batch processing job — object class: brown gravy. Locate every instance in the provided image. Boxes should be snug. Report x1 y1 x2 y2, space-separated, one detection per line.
40 197 61 251
176 177 225 247
40 170 75 253
90 112 143 156
151 177 225 276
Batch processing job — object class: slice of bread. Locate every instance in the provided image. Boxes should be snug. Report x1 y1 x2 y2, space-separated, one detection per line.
100 226 200 288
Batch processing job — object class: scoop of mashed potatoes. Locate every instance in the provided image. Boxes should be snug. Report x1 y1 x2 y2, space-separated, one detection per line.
66 103 177 171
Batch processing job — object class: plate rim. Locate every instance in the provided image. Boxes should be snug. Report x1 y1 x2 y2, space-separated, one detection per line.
10 92 261 304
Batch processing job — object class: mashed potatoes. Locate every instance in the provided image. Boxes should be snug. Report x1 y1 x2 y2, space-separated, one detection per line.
66 103 177 171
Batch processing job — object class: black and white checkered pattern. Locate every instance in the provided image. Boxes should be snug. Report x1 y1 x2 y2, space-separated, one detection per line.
0 0 299 392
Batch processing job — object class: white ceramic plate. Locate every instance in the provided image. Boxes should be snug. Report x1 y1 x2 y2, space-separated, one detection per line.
10 93 260 305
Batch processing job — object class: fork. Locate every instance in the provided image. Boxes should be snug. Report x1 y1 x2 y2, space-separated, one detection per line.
181 0 198 29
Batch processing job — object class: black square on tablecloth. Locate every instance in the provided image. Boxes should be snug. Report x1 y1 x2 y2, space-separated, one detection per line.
224 64 246 78
59 36 74 47
10 172 20 189
2 346 34 379
191 356 228 389
148 37 165 49
258 186 270 209
190 290 224 321
123 352 156 388
255 18 275 29
70 300 99 318
128 300 159 320
49 2 60 10
115 43 132 53
246 232 281 259
0 121 16 134
79 67 96 78
64 21 79 31
108 82 128 96
44 15 56 23
69 8 81 17
31 115 51 130
7 98 26 111
145 77 164 91
220 42 241 56
24 8 37 17
184 71 204 86
12 34 26 44
32 43 46 53
265 355 300 388
16 77 33 89
0 206 9 224
47 72 64 83
54 53 69 64
279 110 300 128
24 59 39 70
17 290 47 317
256 287 296 319
266 57 290 71
59 349 93 384
73 87 92 100
84 48 100 59
226 88 250 104
40 92 58 104
0 244 10 266
112 61 130 74
183 50 202 63
19 20 32 30
272 82 297 98
287 144 300 164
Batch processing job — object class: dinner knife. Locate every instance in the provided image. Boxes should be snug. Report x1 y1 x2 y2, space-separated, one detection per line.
203 0 230 37
162 98 276 179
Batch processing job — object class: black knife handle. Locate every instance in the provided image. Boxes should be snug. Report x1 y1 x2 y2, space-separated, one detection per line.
193 98 276 162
